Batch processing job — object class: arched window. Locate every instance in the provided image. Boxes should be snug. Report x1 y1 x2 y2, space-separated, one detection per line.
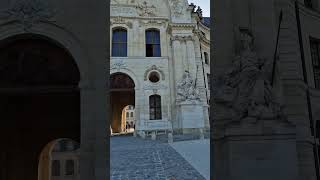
51 160 60 176
149 95 162 120
65 160 75 176
204 52 209 65
112 28 127 57
146 29 161 57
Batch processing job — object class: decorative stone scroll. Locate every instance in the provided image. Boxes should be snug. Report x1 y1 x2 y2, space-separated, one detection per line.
212 29 286 122
2 0 57 31
176 71 201 102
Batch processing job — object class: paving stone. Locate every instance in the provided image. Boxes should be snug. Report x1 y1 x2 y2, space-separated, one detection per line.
110 136 206 180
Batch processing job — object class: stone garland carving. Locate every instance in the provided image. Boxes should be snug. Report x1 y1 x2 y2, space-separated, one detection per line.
136 1 156 17
169 0 186 17
2 0 57 31
111 16 133 28
176 71 201 102
111 61 127 71
143 84 168 90
144 65 165 81
212 29 286 122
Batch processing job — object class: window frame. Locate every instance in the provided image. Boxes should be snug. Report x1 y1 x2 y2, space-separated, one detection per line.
51 160 61 176
65 159 75 176
149 95 162 120
112 28 128 57
145 29 161 57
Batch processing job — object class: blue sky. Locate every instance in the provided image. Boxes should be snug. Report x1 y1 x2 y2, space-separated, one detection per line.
188 0 210 17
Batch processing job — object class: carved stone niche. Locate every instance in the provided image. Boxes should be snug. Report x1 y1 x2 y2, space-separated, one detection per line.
144 65 165 81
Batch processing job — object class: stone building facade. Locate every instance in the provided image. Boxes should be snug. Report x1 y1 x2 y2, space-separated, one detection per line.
110 0 210 136
213 0 320 179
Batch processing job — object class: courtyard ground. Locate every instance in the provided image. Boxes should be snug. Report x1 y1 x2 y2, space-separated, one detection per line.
110 136 207 180
170 139 210 180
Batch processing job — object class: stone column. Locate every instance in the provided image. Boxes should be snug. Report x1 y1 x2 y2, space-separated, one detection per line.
186 37 197 77
79 83 108 180
80 86 96 179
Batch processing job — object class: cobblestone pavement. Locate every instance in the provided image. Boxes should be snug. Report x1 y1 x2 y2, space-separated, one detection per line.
110 136 206 180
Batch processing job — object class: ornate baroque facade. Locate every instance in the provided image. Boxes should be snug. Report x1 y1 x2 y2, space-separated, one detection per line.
110 0 210 135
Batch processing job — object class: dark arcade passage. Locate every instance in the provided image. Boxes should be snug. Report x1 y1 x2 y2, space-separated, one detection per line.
0 34 80 180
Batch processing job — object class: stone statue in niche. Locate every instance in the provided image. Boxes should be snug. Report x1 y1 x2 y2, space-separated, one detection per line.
177 71 200 102
213 29 286 122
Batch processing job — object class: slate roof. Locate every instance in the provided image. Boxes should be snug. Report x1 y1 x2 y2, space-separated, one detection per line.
201 17 210 28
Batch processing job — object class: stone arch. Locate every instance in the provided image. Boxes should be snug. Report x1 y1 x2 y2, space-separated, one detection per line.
111 69 140 89
0 34 81 180
0 22 91 87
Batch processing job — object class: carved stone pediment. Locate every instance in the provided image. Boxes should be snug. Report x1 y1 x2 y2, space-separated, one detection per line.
1 0 57 31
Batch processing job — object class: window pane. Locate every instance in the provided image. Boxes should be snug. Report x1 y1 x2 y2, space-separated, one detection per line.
112 29 127 57
153 45 161 57
51 160 60 176
65 160 75 176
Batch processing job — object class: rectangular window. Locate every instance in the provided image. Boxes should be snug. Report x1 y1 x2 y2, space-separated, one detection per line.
310 38 320 88
146 30 161 57
149 95 162 120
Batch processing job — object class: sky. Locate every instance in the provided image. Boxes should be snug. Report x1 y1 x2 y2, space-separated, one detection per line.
188 0 210 17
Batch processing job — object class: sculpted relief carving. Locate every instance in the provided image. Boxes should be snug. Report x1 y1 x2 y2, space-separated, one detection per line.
213 29 286 122
169 0 186 17
177 71 201 102
136 1 156 17
1 0 56 31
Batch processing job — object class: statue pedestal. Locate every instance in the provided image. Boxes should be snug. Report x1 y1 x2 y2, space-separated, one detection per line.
177 101 205 134
213 119 299 180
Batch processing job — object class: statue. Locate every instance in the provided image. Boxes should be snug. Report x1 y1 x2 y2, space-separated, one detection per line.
177 71 200 102
213 29 286 122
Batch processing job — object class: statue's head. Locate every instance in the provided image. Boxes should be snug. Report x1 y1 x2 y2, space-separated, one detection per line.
239 29 254 51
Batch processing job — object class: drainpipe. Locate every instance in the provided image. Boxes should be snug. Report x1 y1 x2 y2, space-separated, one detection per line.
295 1 320 178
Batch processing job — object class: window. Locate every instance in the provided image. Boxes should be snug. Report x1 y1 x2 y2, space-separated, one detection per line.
146 29 161 57
112 28 127 57
204 52 209 65
65 160 75 176
148 71 160 83
130 112 134 117
310 38 320 88
126 112 129 118
149 95 162 120
51 160 60 176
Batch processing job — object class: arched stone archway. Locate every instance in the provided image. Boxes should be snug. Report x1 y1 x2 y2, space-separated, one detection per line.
110 72 135 133
0 34 81 180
